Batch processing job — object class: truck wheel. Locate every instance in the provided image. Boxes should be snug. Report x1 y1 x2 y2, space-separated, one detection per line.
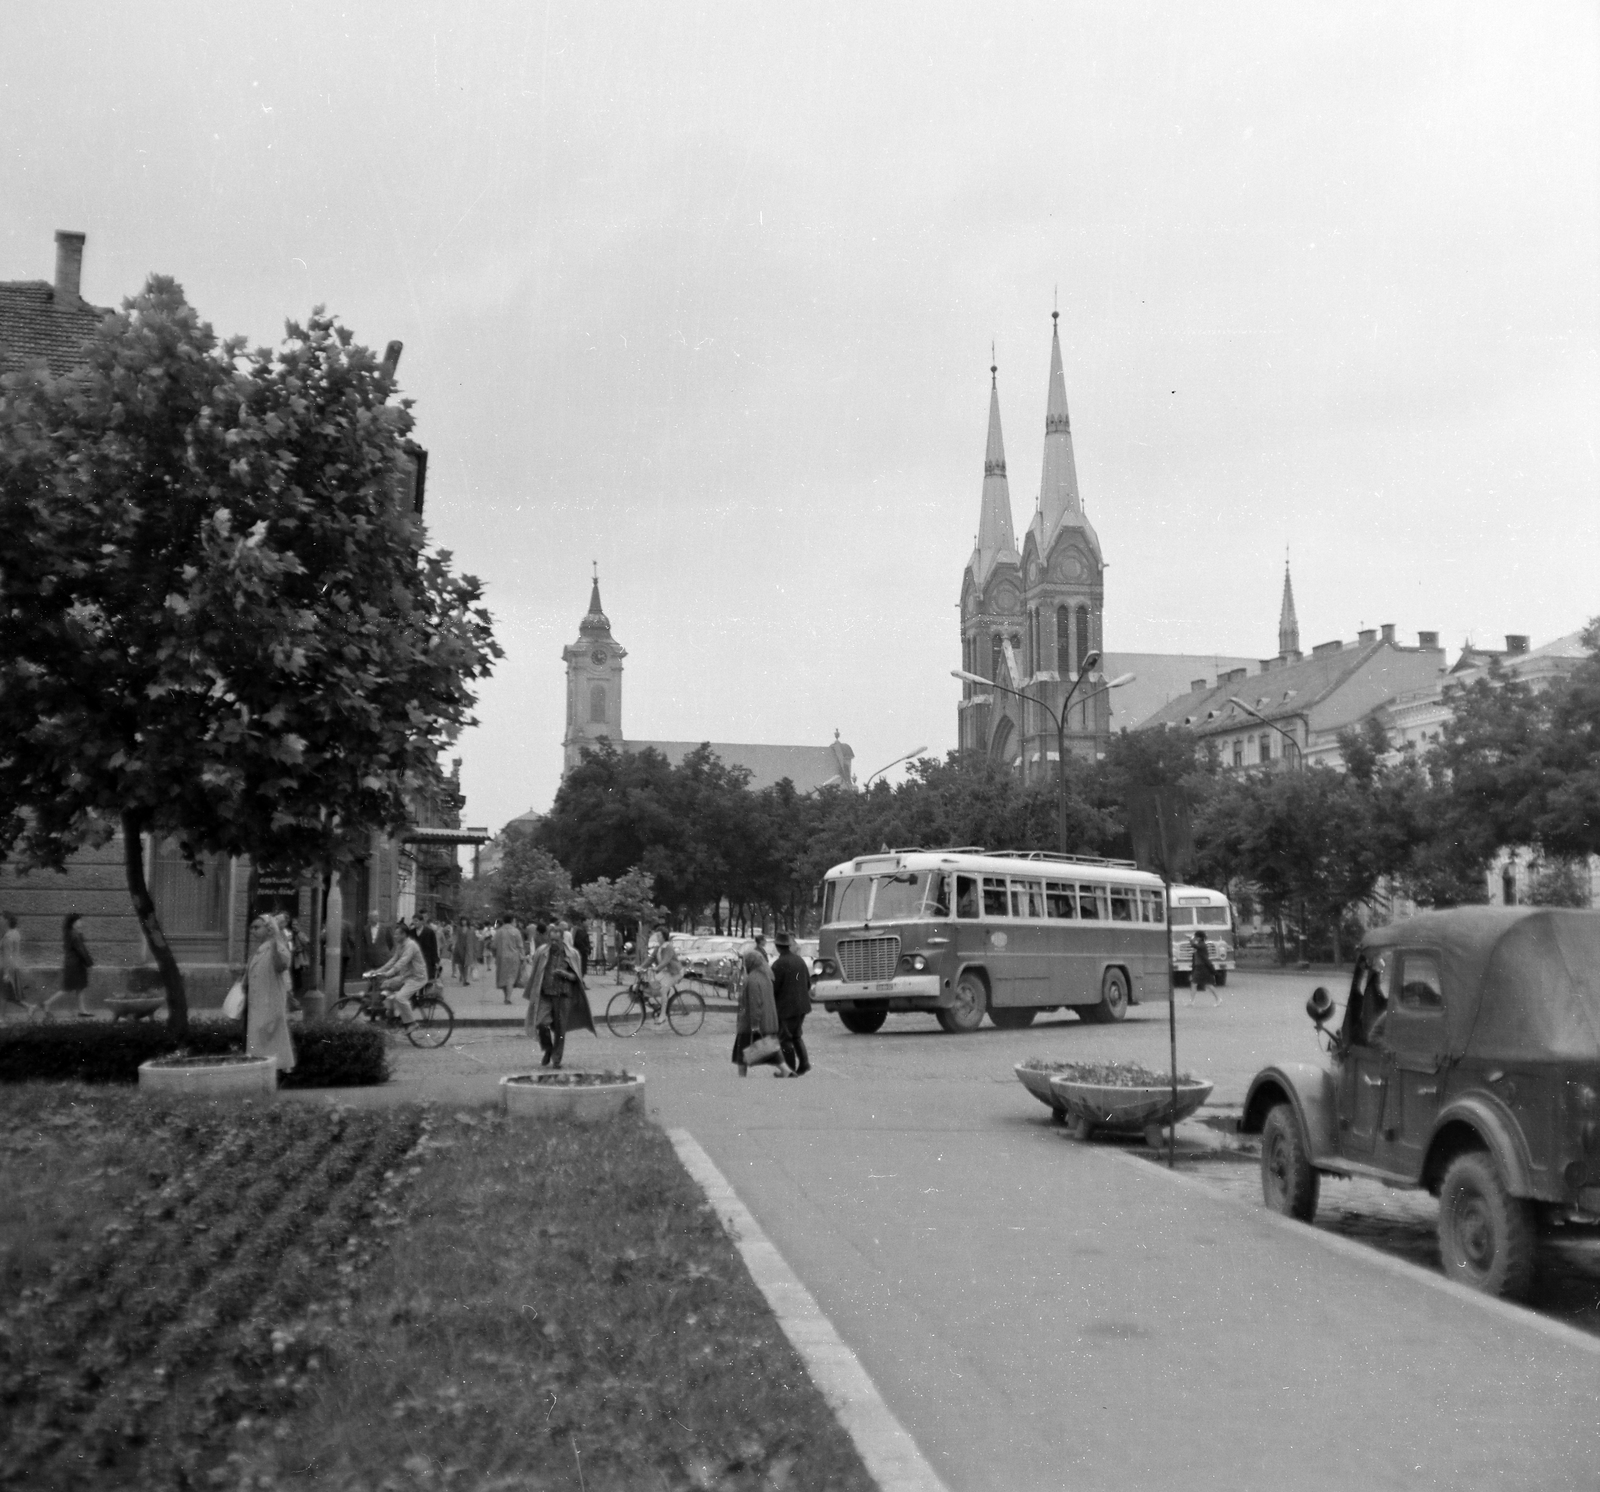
1081 968 1130 1024
1438 1151 1537 1299
1260 1104 1319 1221
838 1008 887 1035
937 973 987 1033
988 1006 1036 1030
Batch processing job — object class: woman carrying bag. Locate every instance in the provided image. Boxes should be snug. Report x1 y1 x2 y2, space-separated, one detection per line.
733 949 782 1077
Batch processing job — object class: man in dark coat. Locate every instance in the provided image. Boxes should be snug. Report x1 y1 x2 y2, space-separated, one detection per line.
361 911 393 972
770 931 813 1076
523 924 597 1068
415 917 440 981
571 920 592 978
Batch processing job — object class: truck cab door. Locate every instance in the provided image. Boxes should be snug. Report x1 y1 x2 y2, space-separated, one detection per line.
1337 952 1392 1158
1373 949 1447 1179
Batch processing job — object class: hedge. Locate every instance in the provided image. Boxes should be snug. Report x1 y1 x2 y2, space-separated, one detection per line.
0 1018 388 1088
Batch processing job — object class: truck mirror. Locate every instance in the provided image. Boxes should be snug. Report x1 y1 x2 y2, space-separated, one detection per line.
1306 987 1335 1028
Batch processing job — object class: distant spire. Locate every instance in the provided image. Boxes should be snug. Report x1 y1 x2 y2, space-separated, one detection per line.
580 565 611 635
1037 308 1083 540
970 355 1018 586
587 566 603 616
1278 553 1300 657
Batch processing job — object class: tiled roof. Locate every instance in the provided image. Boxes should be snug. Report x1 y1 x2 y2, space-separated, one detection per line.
0 281 108 376
1135 643 1386 733
626 739 854 793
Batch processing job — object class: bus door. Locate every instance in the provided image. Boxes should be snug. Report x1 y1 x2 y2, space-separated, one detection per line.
994 877 1049 1007
1042 879 1087 1006
952 872 985 980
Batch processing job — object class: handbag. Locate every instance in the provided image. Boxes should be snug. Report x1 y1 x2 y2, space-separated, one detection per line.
743 1033 781 1064
222 979 246 1019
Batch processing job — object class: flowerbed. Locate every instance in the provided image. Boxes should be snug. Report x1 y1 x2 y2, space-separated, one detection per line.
0 1017 386 1087
0 1088 423 1488
142 1053 269 1068
1020 1057 1199 1086
505 1070 636 1087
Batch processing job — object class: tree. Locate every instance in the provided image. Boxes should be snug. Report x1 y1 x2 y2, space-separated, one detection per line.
573 865 663 949
495 838 574 924
1531 618 1600 862
0 279 500 1033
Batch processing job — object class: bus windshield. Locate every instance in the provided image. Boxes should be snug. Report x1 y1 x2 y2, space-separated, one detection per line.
1196 906 1229 926
824 871 948 923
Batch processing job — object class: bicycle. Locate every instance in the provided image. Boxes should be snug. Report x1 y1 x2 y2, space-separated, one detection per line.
333 976 455 1048
606 973 705 1037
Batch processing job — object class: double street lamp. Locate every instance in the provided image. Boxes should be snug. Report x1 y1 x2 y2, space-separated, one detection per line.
952 651 1135 852
1226 697 1302 770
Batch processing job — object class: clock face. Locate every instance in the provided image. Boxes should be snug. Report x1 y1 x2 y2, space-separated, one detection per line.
592 649 607 665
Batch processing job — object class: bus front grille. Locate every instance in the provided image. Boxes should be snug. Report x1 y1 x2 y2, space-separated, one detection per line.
836 936 901 983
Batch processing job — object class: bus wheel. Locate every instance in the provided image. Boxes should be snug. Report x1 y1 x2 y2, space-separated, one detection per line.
839 1008 887 1034
938 974 987 1033
988 1007 1035 1030
1082 968 1130 1024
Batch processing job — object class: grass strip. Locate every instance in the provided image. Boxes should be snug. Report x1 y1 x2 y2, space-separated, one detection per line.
217 1106 879 1491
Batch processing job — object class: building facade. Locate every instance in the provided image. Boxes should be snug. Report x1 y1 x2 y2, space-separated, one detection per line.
561 577 855 793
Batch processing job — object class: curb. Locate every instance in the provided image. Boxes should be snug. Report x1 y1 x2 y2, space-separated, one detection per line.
669 1129 951 1492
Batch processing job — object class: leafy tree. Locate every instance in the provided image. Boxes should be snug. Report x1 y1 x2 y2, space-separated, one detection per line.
0 278 499 1033
574 865 663 949
1531 618 1600 862
494 838 574 924
1527 859 1591 908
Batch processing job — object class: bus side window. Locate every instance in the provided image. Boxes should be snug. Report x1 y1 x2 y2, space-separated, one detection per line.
982 877 1009 917
1141 890 1165 924
1078 885 1106 920
1046 881 1076 919
1109 887 1135 922
955 876 980 919
1010 878 1043 919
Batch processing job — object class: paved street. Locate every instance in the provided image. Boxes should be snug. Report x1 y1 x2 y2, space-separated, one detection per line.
342 969 1600 1491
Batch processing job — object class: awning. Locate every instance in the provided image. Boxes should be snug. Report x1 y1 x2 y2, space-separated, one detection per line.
400 825 492 846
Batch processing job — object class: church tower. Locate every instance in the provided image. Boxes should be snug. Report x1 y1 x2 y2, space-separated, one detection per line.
957 355 1024 761
1277 557 1301 659
562 568 627 772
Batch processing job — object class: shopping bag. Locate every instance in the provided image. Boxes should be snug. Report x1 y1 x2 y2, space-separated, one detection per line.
222 980 246 1019
743 1033 781 1064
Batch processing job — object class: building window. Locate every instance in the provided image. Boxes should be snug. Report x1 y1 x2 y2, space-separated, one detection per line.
151 841 229 937
1232 739 1243 768
1259 733 1272 762
1075 605 1090 669
589 684 607 724
1056 606 1072 675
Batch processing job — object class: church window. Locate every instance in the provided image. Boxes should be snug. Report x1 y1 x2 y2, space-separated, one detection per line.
589 685 607 724
1075 606 1090 669
1056 606 1072 675
991 635 1003 680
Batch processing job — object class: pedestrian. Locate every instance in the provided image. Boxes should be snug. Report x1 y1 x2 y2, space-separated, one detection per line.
771 930 812 1076
493 914 526 1006
452 917 472 985
284 912 308 1008
751 932 770 966
572 919 591 978
1188 928 1220 1006
416 916 440 982
524 924 597 1067
43 912 95 1019
0 913 29 1019
340 918 359 996
245 913 296 1074
439 918 455 975
362 910 393 971
733 948 782 1077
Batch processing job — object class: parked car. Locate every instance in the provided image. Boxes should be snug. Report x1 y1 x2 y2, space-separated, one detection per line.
1240 907 1600 1299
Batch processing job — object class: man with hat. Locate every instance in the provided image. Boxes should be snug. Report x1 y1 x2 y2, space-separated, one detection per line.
770 931 812 1077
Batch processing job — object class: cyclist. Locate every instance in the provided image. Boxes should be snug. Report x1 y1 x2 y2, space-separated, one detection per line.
365 919 426 1028
649 934 683 1025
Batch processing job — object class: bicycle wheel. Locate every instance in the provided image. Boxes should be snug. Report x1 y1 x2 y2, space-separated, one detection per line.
332 996 374 1025
606 988 648 1037
407 995 454 1048
667 987 705 1036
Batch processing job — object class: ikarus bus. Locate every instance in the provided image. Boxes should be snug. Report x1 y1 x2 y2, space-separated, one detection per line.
1168 885 1236 985
811 849 1171 1033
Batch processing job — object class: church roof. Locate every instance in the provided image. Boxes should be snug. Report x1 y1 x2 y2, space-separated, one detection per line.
966 361 1020 590
624 739 855 793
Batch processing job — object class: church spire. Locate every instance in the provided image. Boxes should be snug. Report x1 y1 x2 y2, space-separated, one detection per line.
970 354 1019 586
1037 309 1084 542
579 562 612 636
1278 554 1300 657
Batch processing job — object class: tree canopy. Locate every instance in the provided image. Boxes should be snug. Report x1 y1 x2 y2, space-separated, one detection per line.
0 277 500 1030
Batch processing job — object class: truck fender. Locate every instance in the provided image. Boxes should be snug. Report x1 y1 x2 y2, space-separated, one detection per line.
1242 1063 1340 1165
1425 1094 1538 1198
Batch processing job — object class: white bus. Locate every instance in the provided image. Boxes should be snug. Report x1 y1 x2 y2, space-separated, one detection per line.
1168 885 1235 985
811 848 1170 1033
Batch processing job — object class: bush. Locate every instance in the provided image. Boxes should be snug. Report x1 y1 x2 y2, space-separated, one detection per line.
0 1017 387 1088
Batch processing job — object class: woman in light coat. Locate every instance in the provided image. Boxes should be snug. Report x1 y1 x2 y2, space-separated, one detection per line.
246 913 296 1074
733 948 781 1076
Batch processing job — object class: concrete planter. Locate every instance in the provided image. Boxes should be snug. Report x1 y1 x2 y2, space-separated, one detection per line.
106 995 167 1022
138 1055 278 1099
499 1071 644 1123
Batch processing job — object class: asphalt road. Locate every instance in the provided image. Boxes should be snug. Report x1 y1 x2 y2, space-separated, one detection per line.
375 970 1600 1491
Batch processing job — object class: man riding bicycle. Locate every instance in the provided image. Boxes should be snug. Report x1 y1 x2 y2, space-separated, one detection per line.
649 933 683 1025
364 919 426 1028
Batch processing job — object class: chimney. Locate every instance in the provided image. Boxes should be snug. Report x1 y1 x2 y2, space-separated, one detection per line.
53 230 86 308
1357 628 1376 645
1190 679 1208 694
1380 623 1395 644
1505 634 1529 655
1418 631 1439 649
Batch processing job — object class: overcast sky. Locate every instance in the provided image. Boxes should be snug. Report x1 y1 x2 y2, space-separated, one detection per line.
7 2 1597 834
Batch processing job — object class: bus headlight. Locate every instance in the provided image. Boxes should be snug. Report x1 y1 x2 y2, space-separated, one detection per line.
912 955 927 971
812 958 835 978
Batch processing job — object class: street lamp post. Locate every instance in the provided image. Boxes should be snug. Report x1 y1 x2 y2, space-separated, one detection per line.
952 654 1134 852
864 746 928 789
1226 697 1302 769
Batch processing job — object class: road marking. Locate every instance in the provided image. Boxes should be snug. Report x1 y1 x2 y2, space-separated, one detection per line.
1109 1149 1600 1359
668 1129 952 1492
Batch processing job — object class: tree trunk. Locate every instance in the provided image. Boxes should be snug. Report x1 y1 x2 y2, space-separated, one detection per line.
122 811 189 1039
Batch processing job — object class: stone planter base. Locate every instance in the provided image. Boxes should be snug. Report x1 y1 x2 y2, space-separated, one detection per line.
138 1055 278 1099
500 1071 644 1123
106 996 167 1022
